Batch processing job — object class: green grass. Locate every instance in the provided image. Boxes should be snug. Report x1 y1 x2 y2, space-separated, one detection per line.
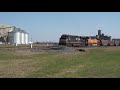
0 47 120 78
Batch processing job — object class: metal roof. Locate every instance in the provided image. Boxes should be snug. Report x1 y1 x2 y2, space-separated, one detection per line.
9 28 28 34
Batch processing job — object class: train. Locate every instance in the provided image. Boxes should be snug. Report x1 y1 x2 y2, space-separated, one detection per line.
59 30 120 47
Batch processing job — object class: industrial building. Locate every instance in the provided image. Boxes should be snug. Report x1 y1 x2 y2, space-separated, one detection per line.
96 30 111 40
0 24 30 45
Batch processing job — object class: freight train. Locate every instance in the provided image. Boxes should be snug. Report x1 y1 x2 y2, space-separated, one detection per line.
59 30 120 47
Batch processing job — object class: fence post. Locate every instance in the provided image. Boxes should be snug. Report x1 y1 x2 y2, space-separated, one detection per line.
30 43 32 48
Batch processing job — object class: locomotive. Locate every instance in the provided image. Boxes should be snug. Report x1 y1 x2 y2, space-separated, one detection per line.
59 34 88 47
59 30 120 47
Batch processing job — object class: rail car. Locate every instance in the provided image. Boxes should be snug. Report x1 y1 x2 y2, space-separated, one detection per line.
99 40 120 46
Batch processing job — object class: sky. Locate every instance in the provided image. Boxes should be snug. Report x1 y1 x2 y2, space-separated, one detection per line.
0 12 120 42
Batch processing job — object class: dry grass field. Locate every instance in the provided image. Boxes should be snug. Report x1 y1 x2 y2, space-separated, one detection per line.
0 44 120 78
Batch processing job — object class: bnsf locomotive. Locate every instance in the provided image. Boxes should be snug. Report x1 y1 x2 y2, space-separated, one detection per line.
59 30 120 47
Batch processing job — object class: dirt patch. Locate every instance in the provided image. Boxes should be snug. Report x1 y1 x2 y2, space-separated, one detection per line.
14 50 38 56
53 50 86 59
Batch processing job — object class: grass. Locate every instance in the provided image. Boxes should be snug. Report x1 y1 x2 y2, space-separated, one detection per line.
0 46 120 78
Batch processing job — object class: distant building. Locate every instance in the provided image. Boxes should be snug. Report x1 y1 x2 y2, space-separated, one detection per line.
97 30 111 40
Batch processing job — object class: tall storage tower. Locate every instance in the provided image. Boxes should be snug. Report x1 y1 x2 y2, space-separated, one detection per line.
8 28 29 45
8 28 21 44
24 32 29 44
98 30 101 35
14 31 21 44
21 30 25 44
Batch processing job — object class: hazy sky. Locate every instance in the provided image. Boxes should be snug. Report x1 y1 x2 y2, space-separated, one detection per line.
0 12 120 42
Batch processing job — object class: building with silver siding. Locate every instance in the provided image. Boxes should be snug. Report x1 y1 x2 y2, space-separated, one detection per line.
8 28 29 45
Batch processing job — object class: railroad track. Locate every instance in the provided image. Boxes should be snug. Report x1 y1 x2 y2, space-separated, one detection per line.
0 45 120 52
